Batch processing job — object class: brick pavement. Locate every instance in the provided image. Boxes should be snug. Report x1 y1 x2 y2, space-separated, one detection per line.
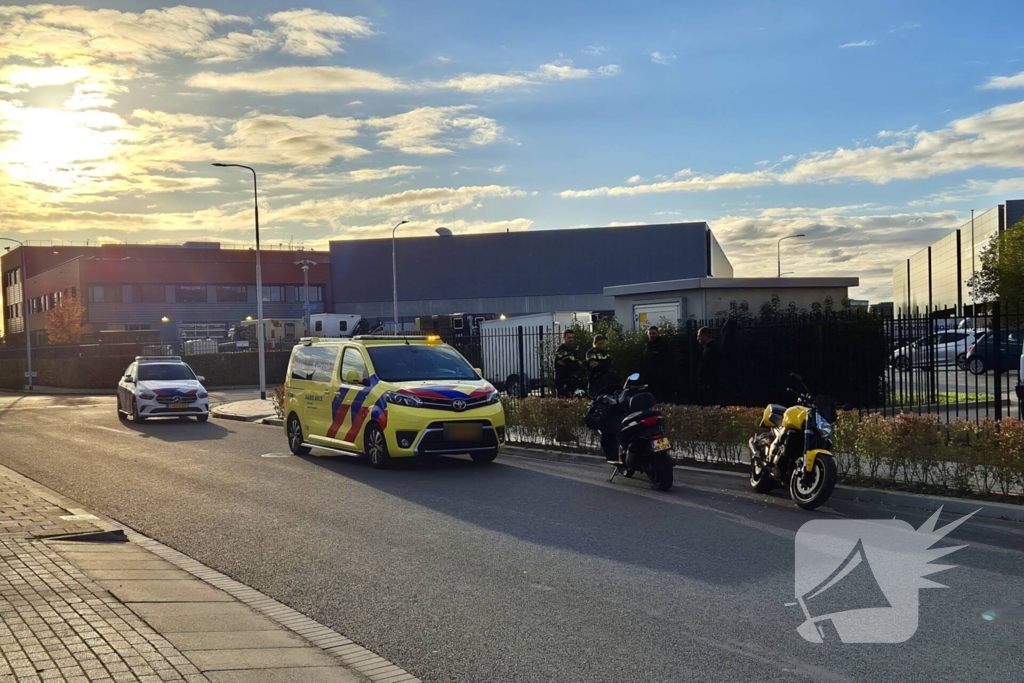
0 463 412 683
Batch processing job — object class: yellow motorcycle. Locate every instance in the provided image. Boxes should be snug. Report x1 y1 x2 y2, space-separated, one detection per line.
747 373 841 510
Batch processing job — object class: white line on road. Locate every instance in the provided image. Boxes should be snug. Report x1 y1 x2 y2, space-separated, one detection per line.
90 425 131 435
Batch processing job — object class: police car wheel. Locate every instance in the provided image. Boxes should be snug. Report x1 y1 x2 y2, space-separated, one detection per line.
365 424 391 469
131 397 146 423
117 396 127 420
287 415 311 456
197 414 209 423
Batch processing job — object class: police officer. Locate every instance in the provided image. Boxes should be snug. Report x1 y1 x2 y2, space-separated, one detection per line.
554 329 582 398
586 334 613 393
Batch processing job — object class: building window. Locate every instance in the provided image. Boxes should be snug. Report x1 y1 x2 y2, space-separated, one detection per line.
88 285 122 303
175 285 208 303
135 285 166 303
261 286 285 302
314 320 323 333
216 285 248 303
290 285 323 302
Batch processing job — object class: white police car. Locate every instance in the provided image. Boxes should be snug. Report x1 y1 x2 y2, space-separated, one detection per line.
117 356 210 422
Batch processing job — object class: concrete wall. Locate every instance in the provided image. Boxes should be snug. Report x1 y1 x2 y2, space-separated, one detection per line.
612 286 852 328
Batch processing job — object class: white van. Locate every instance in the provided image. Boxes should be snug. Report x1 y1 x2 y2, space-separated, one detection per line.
479 312 593 396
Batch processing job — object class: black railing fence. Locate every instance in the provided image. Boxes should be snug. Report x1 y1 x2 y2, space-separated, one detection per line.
1 311 1021 422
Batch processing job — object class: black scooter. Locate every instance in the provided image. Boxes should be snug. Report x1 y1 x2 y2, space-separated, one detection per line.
583 373 674 491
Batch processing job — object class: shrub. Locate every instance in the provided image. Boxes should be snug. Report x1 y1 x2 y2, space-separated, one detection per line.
271 385 286 419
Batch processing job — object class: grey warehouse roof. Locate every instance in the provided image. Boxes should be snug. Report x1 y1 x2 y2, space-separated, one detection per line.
604 277 859 297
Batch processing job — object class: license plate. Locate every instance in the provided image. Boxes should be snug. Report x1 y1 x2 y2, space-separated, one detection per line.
169 402 189 410
651 437 671 452
445 423 483 442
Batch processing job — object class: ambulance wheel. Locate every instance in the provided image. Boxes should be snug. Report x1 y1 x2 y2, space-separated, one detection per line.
365 424 391 469
287 415 311 455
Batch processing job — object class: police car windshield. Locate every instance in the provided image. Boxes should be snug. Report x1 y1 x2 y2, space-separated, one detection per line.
138 364 195 381
367 345 477 382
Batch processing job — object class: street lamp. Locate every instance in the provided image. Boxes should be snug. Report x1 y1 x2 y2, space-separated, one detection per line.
213 162 266 400
294 258 317 334
777 234 806 278
391 220 409 332
0 238 33 391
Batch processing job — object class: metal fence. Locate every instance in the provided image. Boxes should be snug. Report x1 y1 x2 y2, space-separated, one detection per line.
2 311 1021 422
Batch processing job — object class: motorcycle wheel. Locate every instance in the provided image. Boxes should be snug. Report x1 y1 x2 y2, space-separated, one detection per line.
750 435 775 493
789 455 837 510
646 451 674 492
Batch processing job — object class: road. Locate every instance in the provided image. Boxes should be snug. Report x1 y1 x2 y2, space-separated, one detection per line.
0 392 1022 682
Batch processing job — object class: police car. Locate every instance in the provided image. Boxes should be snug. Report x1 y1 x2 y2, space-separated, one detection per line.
117 356 210 422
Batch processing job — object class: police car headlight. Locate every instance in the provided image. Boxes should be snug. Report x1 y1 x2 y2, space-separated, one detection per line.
384 391 422 408
138 392 156 401
197 391 208 399
815 413 834 439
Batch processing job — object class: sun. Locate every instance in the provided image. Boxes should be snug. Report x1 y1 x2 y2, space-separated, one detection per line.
0 104 125 192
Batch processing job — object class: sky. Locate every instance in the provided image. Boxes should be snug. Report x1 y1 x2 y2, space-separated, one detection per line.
2 1 1024 301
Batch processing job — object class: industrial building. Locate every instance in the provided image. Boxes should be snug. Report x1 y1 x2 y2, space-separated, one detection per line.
328 222 733 325
604 277 859 327
1 242 330 345
892 199 1024 316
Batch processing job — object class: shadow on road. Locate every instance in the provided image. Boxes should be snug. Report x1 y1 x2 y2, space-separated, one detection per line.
122 417 231 441
296 450 798 586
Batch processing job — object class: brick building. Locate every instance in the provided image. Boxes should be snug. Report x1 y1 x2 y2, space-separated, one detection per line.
1 242 330 345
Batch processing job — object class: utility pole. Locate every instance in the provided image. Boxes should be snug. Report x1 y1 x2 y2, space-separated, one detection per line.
294 259 317 335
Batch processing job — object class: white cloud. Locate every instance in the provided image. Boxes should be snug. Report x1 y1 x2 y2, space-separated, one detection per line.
981 70 1024 90
650 51 677 65
346 166 422 182
626 175 644 184
436 59 620 93
436 56 453 63
583 45 607 56
187 66 408 94
347 100 363 106
561 98 1024 197
267 9 373 57
489 165 506 173
365 106 503 155
877 126 918 139
839 40 877 49
222 112 368 165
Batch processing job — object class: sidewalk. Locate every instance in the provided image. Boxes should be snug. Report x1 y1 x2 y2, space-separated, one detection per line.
0 464 418 683
209 400 278 424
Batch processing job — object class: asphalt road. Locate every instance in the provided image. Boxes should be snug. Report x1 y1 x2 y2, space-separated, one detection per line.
1 392 1022 683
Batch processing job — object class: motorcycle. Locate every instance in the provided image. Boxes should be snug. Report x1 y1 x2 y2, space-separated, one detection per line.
747 373 842 510
583 373 674 491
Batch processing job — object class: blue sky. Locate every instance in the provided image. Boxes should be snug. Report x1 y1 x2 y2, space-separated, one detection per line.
2 1 1024 299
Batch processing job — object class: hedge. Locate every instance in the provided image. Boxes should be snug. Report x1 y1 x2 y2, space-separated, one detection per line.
502 397 1024 503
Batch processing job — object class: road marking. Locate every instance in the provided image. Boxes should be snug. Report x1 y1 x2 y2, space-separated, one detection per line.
90 425 130 435
60 514 98 521
261 453 292 458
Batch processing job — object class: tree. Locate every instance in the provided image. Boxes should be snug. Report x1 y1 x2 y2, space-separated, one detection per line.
968 218 1024 308
45 295 89 344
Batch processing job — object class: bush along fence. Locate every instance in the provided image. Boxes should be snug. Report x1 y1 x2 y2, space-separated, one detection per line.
501 397 1024 503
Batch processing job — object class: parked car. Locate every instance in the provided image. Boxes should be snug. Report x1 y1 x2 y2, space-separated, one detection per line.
282 335 505 468
964 329 1024 375
117 356 210 422
891 330 979 371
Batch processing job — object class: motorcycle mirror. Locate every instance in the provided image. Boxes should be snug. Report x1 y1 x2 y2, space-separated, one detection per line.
627 372 640 382
789 372 803 382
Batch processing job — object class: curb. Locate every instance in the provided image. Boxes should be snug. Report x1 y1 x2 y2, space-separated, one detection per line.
210 407 276 423
261 417 284 427
0 462 421 683
502 446 1024 522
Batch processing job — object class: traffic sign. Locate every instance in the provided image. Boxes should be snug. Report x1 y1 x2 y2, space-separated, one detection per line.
23 371 37 378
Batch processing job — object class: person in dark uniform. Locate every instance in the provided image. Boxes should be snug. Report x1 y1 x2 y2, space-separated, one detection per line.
554 329 582 398
586 334 613 394
640 325 673 403
696 326 721 406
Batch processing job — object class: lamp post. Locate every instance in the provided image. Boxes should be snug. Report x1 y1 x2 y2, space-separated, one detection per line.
294 258 317 334
391 220 409 332
777 234 806 278
213 163 266 400
0 238 32 391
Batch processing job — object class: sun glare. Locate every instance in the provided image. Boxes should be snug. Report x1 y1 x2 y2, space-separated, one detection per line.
0 105 125 190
